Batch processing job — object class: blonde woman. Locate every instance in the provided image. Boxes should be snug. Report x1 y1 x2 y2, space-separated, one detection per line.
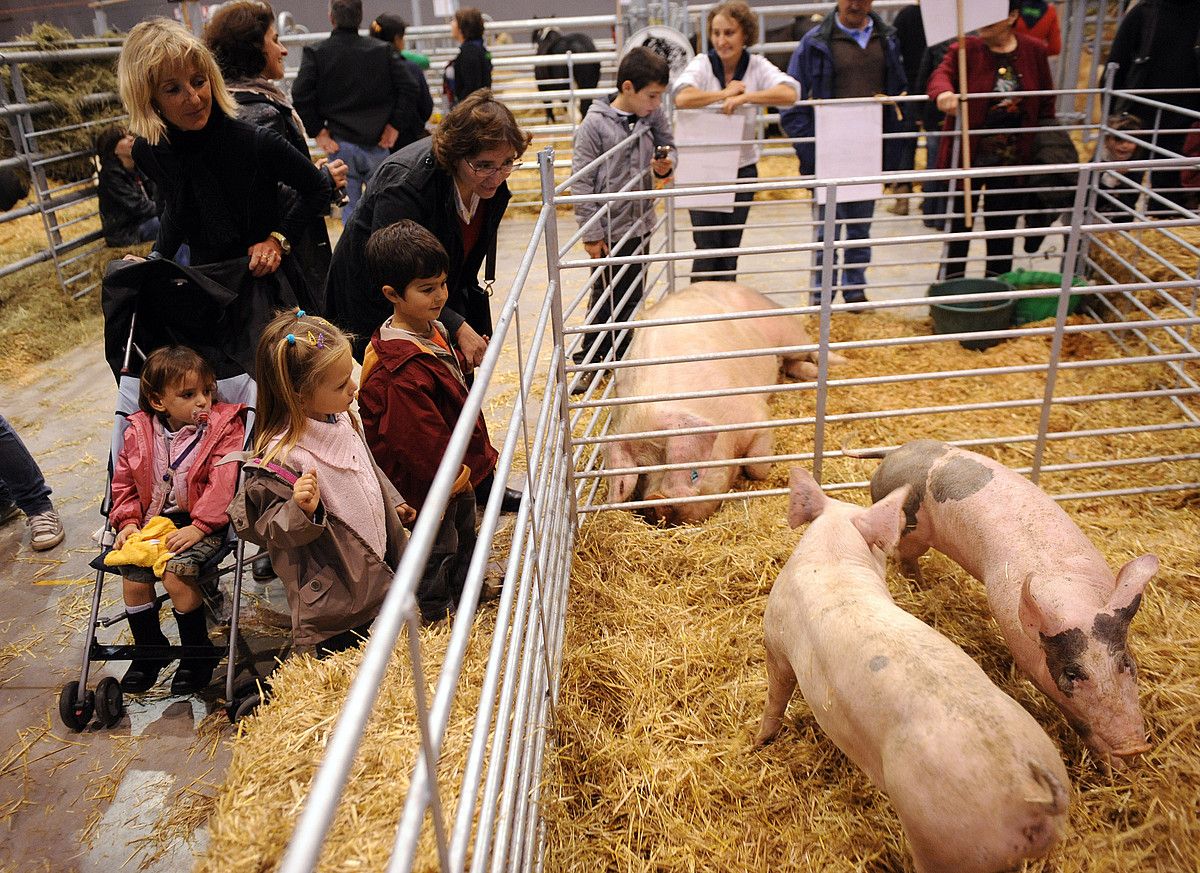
118 18 326 282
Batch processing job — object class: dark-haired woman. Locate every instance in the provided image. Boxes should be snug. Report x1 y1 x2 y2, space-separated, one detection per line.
325 89 531 365
204 0 347 309
444 7 491 109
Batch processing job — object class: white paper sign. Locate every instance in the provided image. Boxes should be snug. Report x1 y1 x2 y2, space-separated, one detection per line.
671 109 746 212
433 0 456 19
920 0 1010 47
814 103 883 205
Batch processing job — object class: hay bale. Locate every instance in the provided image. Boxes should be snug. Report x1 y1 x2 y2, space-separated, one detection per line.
0 24 121 184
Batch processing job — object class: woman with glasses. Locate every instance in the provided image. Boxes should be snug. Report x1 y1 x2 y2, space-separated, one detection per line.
325 90 531 363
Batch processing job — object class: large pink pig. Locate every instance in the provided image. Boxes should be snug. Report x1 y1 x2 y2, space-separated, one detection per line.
758 469 1070 873
604 282 844 524
867 439 1157 765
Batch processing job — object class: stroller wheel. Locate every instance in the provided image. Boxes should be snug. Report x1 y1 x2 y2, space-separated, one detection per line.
58 681 95 732
230 691 263 723
94 677 125 727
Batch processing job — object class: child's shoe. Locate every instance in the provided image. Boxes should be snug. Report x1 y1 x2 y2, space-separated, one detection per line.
27 509 64 551
171 606 220 694
121 607 171 693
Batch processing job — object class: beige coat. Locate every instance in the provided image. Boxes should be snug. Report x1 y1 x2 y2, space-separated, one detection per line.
229 457 409 646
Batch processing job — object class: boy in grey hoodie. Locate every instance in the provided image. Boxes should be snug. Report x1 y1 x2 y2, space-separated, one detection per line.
571 47 675 378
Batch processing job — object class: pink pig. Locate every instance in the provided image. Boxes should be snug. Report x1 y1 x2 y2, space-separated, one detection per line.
604 282 844 524
758 469 1070 873
868 440 1157 765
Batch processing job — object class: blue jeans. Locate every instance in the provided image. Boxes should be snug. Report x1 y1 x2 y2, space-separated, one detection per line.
812 198 875 302
0 414 53 515
337 140 390 223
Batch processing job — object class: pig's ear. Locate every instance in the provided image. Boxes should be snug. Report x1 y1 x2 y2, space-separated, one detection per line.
851 484 909 554
787 467 826 528
1019 573 1067 640
605 439 640 503
1108 554 1157 614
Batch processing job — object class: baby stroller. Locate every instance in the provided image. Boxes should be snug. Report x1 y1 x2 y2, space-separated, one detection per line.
57 255 298 731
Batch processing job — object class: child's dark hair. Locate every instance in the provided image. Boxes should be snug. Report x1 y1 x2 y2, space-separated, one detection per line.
138 346 216 417
365 219 449 296
616 46 669 92
95 126 127 162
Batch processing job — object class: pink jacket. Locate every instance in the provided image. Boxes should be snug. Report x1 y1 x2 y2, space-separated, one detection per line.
109 402 247 535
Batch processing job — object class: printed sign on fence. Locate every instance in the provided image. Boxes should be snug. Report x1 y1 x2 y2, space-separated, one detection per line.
671 109 746 212
919 0 1009 46
814 102 884 205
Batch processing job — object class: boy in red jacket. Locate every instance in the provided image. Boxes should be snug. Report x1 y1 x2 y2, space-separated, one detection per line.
358 219 496 621
108 345 247 694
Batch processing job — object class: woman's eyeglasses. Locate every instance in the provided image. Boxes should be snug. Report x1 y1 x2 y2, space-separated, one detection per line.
466 158 520 178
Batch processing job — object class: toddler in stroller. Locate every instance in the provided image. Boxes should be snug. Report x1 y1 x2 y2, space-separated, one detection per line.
106 345 247 694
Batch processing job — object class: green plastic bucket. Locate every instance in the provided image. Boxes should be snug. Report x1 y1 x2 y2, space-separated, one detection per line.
998 269 1088 324
927 278 1016 351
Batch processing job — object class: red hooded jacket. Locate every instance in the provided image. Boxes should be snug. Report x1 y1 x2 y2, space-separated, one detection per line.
359 327 497 514
109 402 247 535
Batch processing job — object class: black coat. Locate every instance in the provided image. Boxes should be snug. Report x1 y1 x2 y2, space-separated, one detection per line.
391 54 434 150
132 111 327 268
102 256 300 381
292 27 422 148
231 87 337 312
97 158 159 246
325 137 510 358
444 39 492 106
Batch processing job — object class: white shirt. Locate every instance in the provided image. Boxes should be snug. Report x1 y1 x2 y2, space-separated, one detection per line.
672 53 800 167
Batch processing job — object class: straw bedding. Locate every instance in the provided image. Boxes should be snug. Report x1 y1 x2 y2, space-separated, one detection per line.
200 306 1198 871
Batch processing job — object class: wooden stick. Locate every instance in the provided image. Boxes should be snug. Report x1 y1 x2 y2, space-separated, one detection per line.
956 0 973 228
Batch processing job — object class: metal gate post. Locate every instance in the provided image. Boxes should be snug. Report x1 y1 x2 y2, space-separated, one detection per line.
4 60 68 293
811 183 838 483
1031 165 1093 484
541 147 580 529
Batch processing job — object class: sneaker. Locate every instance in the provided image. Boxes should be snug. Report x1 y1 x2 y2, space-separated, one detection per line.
27 509 64 551
0 499 20 527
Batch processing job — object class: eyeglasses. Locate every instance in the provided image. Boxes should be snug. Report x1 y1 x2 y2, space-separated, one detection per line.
465 158 519 178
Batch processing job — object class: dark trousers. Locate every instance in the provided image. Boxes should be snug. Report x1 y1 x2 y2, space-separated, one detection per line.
416 491 477 623
941 174 1029 280
577 234 647 364
315 621 373 658
0 414 52 515
689 162 757 282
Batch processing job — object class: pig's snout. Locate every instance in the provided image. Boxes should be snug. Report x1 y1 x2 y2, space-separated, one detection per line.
641 492 681 526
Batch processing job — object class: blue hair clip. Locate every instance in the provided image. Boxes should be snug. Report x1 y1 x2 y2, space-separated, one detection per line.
295 309 306 319
285 333 296 345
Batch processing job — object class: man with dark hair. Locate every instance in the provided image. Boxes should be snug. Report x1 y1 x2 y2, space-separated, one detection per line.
781 0 910 306
293 0 423 221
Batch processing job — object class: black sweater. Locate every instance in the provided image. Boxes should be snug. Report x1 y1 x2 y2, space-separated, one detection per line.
132 110 327 265
1107 0 1200 133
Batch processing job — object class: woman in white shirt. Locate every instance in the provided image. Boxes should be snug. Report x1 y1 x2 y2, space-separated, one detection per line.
673 1 800 282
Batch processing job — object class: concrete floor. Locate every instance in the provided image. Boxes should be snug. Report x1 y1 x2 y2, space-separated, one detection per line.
0 194 1065 870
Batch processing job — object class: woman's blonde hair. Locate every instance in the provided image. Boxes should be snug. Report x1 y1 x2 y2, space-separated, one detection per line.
252 309 355 465
118 18 237 145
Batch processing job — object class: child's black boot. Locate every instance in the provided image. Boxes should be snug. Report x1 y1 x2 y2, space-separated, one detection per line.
121 606 171 693
171 606 220 695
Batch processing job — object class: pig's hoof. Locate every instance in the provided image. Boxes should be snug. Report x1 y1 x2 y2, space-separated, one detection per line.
754 719 783 747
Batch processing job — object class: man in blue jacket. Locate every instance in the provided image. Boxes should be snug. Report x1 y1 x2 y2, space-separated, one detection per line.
781 0 910 305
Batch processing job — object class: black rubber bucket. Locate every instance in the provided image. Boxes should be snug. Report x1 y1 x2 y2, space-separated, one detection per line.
928 278 1016 351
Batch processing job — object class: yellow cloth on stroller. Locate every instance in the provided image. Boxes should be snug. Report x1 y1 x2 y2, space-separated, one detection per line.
103 516 178 578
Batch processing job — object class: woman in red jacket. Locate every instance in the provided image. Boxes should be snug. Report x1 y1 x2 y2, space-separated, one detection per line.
927 0 1055 279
